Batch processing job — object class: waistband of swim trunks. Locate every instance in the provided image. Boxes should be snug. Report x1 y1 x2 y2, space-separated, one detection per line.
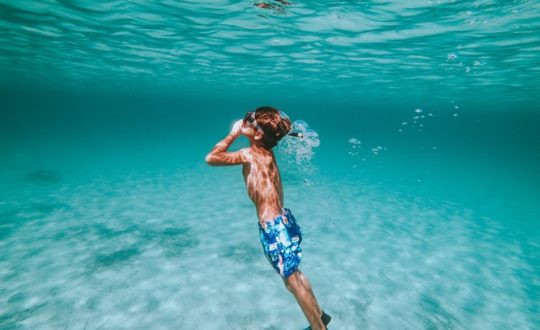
259 207 292 228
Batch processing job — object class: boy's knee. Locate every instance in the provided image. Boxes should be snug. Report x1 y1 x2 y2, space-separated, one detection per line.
284 280 295 293
283 271 301 293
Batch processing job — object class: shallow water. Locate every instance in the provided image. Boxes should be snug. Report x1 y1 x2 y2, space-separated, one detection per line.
1 160 538 329
1 0 540 329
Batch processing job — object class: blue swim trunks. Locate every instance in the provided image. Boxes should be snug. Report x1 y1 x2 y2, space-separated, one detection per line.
258 207 303 278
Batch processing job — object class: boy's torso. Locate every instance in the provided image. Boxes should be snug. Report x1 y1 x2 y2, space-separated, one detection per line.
242 147 285 225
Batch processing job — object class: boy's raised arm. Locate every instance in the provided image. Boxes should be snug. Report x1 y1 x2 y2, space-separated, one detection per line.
205 120 248 166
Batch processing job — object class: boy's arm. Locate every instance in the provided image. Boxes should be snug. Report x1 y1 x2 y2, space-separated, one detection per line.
205 120 248 166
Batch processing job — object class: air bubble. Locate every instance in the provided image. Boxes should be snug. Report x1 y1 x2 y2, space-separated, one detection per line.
277 120 320 174
293 120 309 131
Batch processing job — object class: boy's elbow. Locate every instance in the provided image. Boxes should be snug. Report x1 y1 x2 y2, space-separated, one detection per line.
205 154 214 165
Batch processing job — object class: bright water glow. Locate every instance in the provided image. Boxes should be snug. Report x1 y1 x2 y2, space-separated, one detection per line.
1 168 538 329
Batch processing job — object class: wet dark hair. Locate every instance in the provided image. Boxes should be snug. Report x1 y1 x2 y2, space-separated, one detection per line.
254 106 292 149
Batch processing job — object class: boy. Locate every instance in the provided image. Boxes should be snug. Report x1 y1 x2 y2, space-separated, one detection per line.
206 106 331 330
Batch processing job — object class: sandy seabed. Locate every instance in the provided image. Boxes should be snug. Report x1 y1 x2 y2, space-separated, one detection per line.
1 164 538 329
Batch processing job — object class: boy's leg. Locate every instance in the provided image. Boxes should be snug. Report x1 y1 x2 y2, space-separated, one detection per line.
283 269 325 330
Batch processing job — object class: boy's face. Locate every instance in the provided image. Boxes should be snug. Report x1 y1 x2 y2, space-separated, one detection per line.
240 123 254 137
242 112 263 140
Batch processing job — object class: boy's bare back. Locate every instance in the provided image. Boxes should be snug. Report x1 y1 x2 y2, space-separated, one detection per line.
241 147 285 226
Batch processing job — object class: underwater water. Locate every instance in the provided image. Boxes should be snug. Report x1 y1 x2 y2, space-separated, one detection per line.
1 0 540 329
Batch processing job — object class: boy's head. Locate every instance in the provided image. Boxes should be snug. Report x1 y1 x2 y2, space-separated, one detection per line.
243 106 292 149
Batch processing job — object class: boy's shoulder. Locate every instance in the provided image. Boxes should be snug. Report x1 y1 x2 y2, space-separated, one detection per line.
241 147 272 163
239 147 254 163
242 147 276 164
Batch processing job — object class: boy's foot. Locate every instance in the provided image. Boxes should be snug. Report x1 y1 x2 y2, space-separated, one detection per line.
321 311 332 326
302 310 331 330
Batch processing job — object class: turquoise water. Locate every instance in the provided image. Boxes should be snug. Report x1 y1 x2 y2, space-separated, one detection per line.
1 1 540 329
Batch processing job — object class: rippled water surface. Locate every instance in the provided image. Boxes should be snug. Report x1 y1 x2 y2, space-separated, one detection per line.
1 0 540 102
1 1 540 329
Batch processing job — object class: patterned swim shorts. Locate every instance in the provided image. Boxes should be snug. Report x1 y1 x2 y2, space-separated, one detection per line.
258 207 303 278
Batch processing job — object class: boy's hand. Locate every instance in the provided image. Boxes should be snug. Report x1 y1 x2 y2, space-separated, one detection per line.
230 119 243 137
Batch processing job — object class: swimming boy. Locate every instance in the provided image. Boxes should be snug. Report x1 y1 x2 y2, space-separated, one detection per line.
205 106 331 330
